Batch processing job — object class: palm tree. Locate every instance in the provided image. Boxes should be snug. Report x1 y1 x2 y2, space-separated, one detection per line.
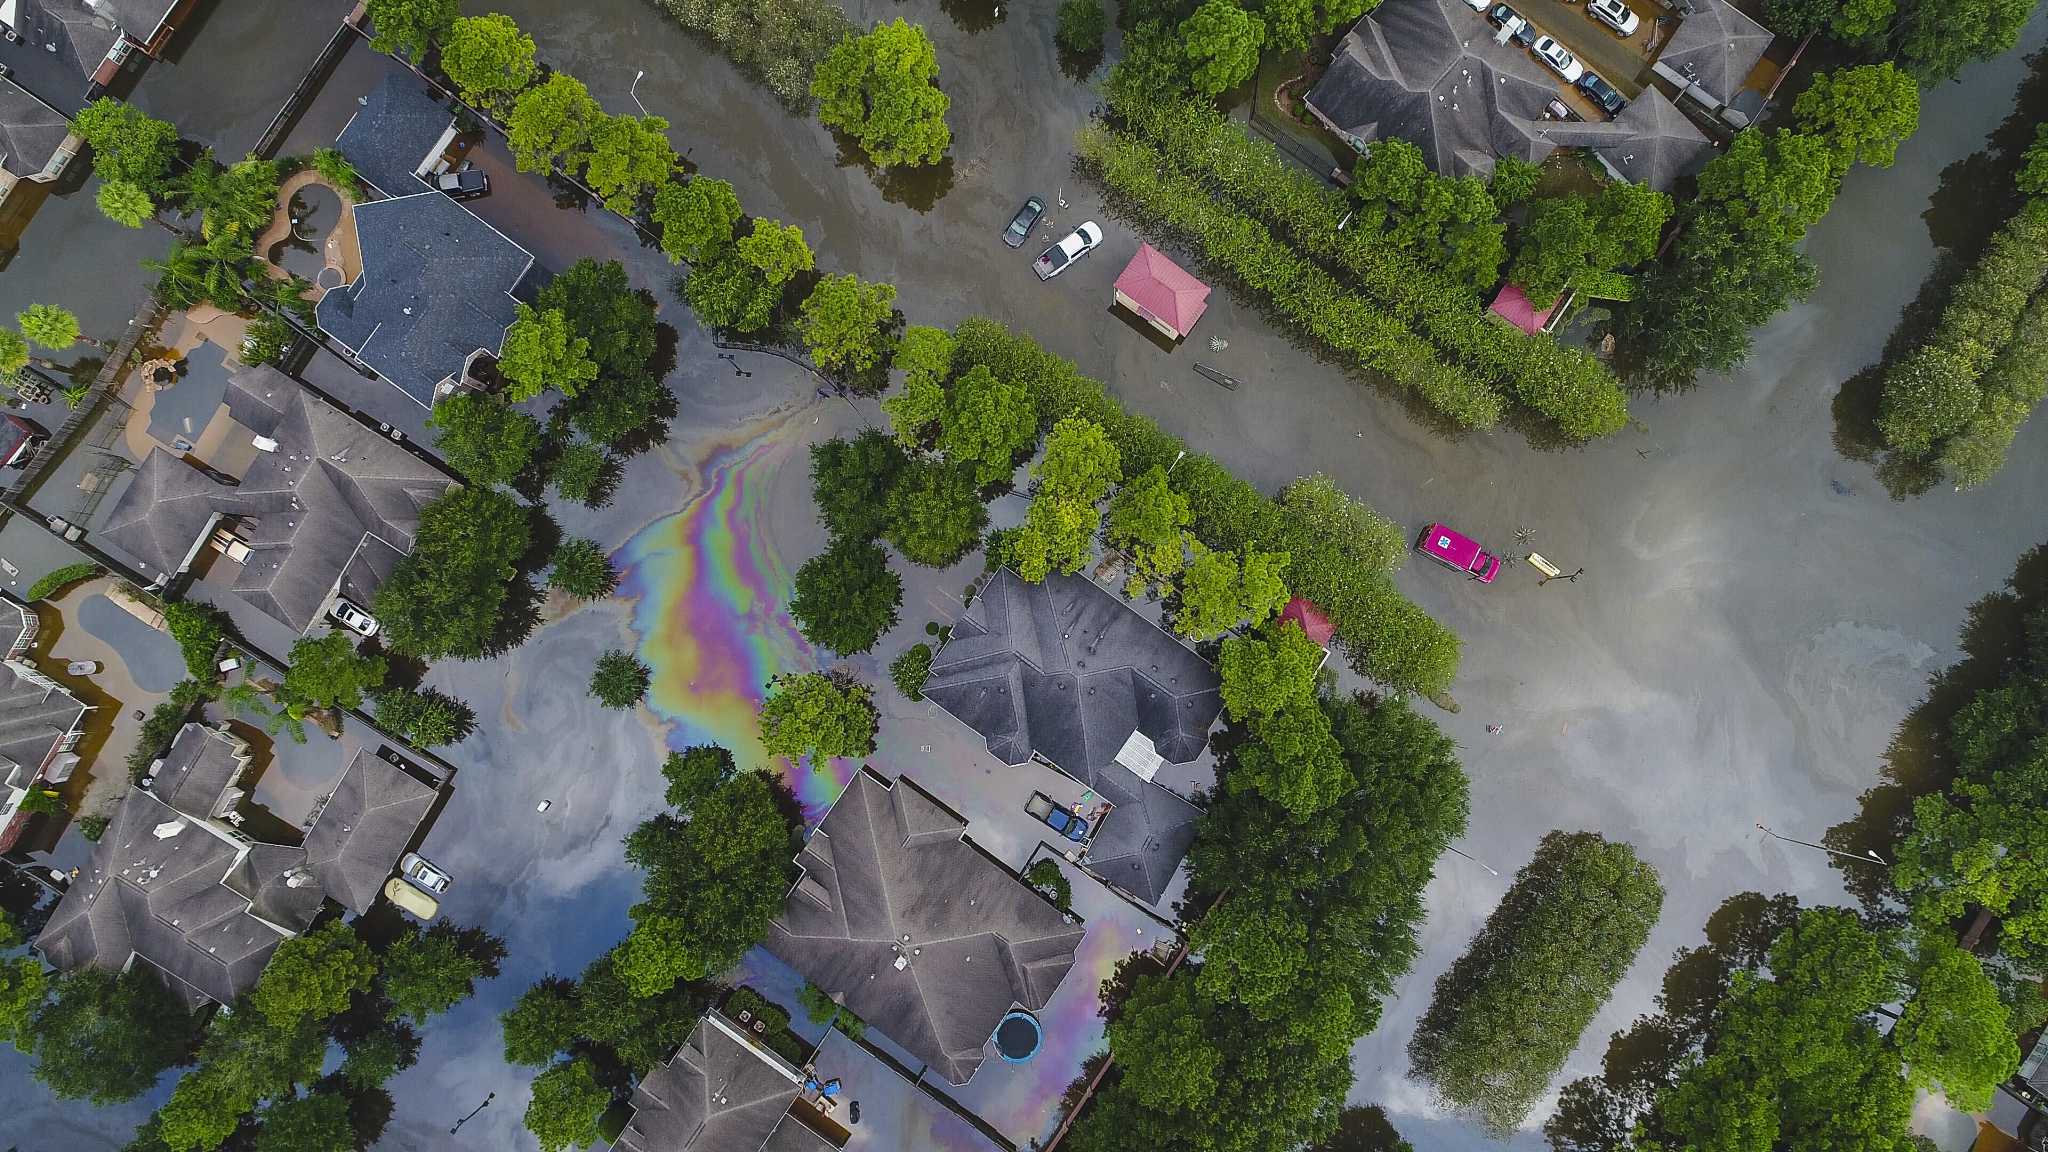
145 233 252 311
17 304 86 353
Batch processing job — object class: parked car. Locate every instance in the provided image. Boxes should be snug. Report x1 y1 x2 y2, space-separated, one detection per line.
1532 36 1585 83
1003 196 1046 248
398 852 452 894
1487 4 1537 45
329 598 378 637
435 168 490 201
383 877 439 919
1024 791 1090 842
1034 221 1103 280
1461 0 1490 11
1588 0 1641 34
1577 71 1628 115
1416 523 1502 583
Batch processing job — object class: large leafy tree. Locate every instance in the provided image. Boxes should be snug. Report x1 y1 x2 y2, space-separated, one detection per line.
589 649 652 709
939 364 1037 487
1107 464 1192 590
1509 183 1672 307
812 429 907 542
651 177 743 264
883 458 987 567
1891 0 2033 83
735 218 815 289
499 304 599 402
662 744 736 812
617 768 796 996
1013 417 1121 581
1179 0 1265 96
439 13 537 108
18 304 82 352
28 968 198 1103
800 274 899 376
1175 544 1288 641
507 73 602 174
547 538 617 599
758 671 878 763
428 392 541 485
812 19 952 168
536 258 661 443
364 0 456 59
1219 621 1322 722
0 916 44 1047
523 1057 609 1152
280 631 387 713
1792 63 1920 176
580 113 677 214
790 537 903 657
501 977 582 1067
1894 941 2020 1111
98 179 156 227
253 1091 355 1152
251 922 376 1028
881 325 954 446
72 98 179 194
373 487 532 660
683 250 779 332
381 922 506 1024
1409 831 1664 1134
372 686 473 749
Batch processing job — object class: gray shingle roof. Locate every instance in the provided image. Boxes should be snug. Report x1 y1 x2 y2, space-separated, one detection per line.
0 78 72 178
151 722 251 822
1593 88 1714 193
300 748 436 915
922 569 1221 903
617 1012 823 1152
37 731 437 1006
334 71 455 198
12 0 122 89
768 770 1085 1086
1657 0 1773 103
316 191 533 407
99 363 457 633
0 595 87 798
84 0 177 41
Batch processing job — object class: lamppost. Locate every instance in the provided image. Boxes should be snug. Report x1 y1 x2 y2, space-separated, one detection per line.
451 1091 495 1135
1446 845 1500 877
629 69 651 116
1756 823 1887 868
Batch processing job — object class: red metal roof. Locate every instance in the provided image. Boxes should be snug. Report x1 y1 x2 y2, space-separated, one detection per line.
1489 282 1557 335
1279 597 1336 647
1113 243 1211 337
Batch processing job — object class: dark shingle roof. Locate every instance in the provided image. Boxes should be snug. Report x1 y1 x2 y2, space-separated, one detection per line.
13 0 122 89
617 1013 817 1152
0 595 87 789
1657 0 1773 102
316 191 533 407
922 569 1222 903
0 78 72 177
300 748 436 915
88 0 178 42
99 363 457 633
334 71 455 198
768 769 1085 1086
151 723 250 822
1593 88 1714 193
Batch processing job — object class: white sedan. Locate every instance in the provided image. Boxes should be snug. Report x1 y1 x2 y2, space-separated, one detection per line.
1034 221 1104 280
1588 0 1641 34
1533 36 1585 84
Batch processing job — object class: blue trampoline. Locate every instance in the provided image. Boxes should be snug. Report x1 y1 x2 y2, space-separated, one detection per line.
994 1010 1042 1063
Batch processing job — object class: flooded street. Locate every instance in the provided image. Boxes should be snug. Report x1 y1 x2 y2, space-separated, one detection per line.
2 0 2046 1147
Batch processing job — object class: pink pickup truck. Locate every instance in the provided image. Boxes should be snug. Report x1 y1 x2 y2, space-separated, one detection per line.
1417 523 1502 583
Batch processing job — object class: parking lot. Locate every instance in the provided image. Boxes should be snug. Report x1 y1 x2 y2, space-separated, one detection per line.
1478 0 1660 109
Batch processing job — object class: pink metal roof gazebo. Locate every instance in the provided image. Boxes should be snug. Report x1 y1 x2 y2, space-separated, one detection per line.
1488 282 1560 335
1113 244 1211 341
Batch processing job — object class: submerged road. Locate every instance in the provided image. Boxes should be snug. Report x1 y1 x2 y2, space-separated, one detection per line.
1 0 2044 1148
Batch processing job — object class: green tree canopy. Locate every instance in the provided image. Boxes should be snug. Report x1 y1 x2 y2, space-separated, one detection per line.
890 643 934 699
378 923 504 1024
1895 941 2021 1111
812 19 953 168
1219 621 1323 722
364 0 456 58
1175 545 1289 641
1891 0 2032 83
18 304 81 352
651 177 743 264
581 113 677 214
736 218 816 288
1793 63 1920 175
662 744 736 811
758 671 878 762
1056 0 1109 53
682 250 779 333
373 487 532 660
523 1057 609 1152
0 329 25 377
550 441 611 505
800 274 899 376
28 967 197 1103
251 922 376 1028
812 428 907 541
589 649 652 709
1409 831 1664 1135
499 304 599 402
428 392 540 485
1011 491 1100 582
97 179 155 227
548 538 617 599
280 631 387 713
253 1091 354 1152
507 73 602 174
1107 464 1192 588
535 258 659 384
72 98 179 192
790 537 903 656
1179 1 1266 96
440 12 537 107
883 458 987 567
939 363 1037 486
373 686 473 748
1013 416 1122 581
882 325 954 446
500 976 582 1067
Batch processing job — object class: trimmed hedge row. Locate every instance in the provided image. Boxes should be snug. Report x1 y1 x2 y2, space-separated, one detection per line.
1110 95 1630 442
950 317 1461 696
1076 124 1506 429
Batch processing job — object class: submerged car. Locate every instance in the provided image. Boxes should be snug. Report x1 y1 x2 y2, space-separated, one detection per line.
1532 36 1585 83
1588 0 1642 34
1003 196 1046 248
399 852 452 894
434 168 490 201
1577 71 1628 116
1417 523 1502 584
1034 221 1104 280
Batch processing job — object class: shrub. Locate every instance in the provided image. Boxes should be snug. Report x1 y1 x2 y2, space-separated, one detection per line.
78 813 110 841
1025 858 1072 910
127 679 210 781
240 314 296 367
25 563 98 602
373 686 474 748
161 601 228 681
548 538 618 599
1056 0 1108 53
889 643 933 699
727 985 793 1033
652 0 853 110
589 650 651 709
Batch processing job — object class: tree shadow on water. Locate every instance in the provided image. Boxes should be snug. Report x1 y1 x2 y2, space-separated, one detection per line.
935 0 1007 33
829 128 958 213
1820 543 2048 920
